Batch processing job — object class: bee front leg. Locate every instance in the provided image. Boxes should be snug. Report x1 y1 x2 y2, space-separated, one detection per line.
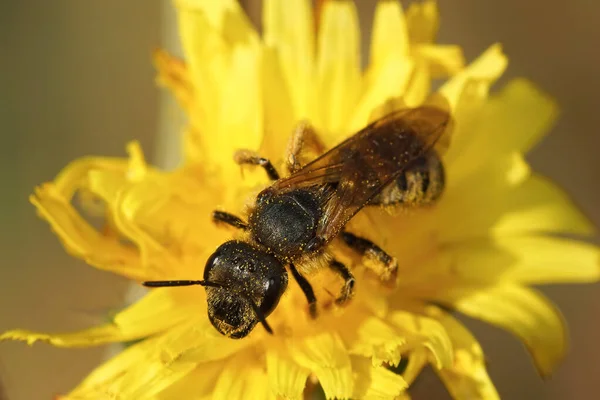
234 149 280 180
329 260 355 306
341 231 398 284
286 121 326 174
211 210 248 230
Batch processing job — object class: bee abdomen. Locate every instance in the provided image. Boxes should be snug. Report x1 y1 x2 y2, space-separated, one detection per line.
370 151 444 207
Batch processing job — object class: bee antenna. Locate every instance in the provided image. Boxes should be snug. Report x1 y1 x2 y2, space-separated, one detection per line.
142 280 210 287
142 279 274 335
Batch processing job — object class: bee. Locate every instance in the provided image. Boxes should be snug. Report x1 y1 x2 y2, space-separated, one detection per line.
144 106 452 339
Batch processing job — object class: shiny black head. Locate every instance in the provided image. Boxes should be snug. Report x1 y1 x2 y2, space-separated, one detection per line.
249 188 322 258
203 240 288 338
142 241 288 339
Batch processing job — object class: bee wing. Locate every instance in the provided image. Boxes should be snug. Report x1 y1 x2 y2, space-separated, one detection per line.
272 106 452 244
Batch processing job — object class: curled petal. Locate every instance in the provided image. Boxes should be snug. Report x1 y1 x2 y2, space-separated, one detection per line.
351 356 408 400
288 332 353 399
342 315 406 366
30 149 152 281
388 310 454 370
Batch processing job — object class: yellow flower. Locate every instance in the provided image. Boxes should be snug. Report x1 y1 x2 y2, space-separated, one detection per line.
3 0 599 399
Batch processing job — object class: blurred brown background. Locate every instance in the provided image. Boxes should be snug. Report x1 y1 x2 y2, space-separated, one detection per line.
1 0 598 399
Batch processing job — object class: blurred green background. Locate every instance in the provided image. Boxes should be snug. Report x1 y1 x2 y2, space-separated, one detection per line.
1 1 599 399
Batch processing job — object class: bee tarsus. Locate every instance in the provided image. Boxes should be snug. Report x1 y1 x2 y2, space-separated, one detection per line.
234 149 280 180
329 260 355 305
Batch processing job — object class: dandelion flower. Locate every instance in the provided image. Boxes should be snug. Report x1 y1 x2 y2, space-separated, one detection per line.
3 0 599 399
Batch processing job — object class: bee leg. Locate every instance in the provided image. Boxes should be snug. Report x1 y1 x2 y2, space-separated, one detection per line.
288 262 318 318
287 121 326 174
211 210 248 230
233 149 280 180
329 260 355 306
341 231 398 283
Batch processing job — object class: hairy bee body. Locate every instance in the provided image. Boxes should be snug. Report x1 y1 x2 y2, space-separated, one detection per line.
370 150 445 207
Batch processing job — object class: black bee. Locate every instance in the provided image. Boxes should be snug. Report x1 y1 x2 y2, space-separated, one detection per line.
144 106 452 338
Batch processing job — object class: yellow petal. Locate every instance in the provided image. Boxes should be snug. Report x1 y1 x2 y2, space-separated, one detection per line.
30 157 149 281
447 78 557 177
66 321 205 398
369 0 409 68
441 161 594 240
342 315 406 366
263 0 315 123
288 332 353 399
491 174 595 236
352 357 408 400
266 344 310 399
431 310 500 400
440 43 507 113
479 78 558 154
415 44 465 78
261 46 296 160
450 285 567 377
154 49 193 114
406 0 439 44
176 0 262 173
212 350 275 400
438 44 507 166
439 235 600 286
401 349 428 386
349 56 413 132
316 0 361 143
1 287 200 347
388 311 453 370
356 0 413 126
156 360 225 400
402 60 431 107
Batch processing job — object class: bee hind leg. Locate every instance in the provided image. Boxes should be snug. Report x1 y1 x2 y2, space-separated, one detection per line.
234 149 280 180
341 231 398 284
329 259 355 306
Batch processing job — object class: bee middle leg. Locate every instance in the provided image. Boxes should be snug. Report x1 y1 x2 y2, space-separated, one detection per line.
286 121 326 174
234 149 280 180
341 231 398 283
329 259 355 306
